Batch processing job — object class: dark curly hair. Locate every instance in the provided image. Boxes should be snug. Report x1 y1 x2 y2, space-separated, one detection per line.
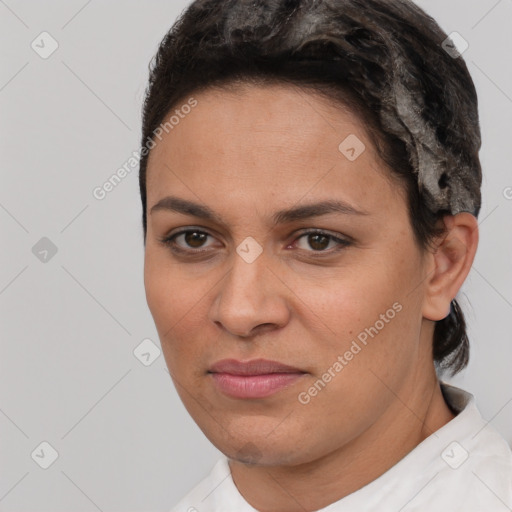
138 0 482 376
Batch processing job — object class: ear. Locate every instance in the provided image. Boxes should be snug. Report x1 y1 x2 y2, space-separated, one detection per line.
422 213 479 321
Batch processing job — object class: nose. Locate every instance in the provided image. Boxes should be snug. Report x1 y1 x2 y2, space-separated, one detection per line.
209 246 291 339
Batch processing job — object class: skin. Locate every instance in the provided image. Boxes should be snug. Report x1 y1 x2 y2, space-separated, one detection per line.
143 83 479 512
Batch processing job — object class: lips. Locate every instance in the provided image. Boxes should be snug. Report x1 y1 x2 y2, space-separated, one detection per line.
208 358 304 376
208 358 307 399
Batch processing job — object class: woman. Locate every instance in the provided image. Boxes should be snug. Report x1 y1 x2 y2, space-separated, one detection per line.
139 0 512 510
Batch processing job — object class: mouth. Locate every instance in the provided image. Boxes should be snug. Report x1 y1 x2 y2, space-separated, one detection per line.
208 358 307 399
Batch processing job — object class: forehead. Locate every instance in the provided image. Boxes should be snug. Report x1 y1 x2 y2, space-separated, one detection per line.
145 83 403 216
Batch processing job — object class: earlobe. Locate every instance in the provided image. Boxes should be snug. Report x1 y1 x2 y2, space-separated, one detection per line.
422 213 479 321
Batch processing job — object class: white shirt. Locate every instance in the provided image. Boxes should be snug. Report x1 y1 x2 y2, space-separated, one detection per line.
171 383 512 511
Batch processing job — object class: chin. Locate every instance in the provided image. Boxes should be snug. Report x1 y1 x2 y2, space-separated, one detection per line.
207 427 312 468
228 446 301 467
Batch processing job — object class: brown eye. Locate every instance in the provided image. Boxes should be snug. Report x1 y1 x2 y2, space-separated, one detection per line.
307 233 331 251
294 230 351 254
183 231 208 248
161 229 215 252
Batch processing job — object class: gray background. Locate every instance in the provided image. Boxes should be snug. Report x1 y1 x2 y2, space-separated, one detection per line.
0 1 511 510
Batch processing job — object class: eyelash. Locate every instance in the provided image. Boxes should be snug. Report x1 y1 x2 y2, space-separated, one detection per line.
159 228 352 257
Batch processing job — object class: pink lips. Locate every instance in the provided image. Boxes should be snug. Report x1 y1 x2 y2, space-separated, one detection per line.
208 358 306 399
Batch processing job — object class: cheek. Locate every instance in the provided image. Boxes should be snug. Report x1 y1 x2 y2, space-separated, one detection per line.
297 247 424 380
143 247 218 371
290 298 420 453
144 247 203 327
144 250 172 329
291 262 404 344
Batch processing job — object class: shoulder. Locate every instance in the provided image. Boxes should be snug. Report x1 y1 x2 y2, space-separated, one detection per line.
422 437 512 511
421 383 512 510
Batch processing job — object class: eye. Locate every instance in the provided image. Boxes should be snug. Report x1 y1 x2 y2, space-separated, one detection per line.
292 230 351 254
160 229 216 253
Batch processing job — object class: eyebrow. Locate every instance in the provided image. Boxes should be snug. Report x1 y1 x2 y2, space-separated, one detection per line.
149 195 369 226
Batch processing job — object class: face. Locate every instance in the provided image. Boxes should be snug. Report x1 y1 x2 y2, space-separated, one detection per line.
144 83 432 466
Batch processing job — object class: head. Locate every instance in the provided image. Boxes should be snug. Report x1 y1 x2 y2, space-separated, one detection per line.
139 0 481 466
